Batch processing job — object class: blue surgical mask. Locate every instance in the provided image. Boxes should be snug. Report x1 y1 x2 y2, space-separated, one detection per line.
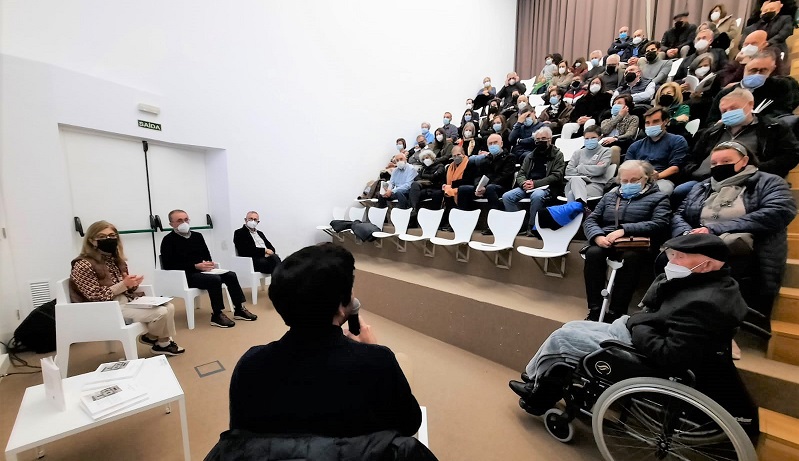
742 73 767 89
524 117 534 127
421 127 429 134
620 182 643 198
464 115 472 122
619 32 628 40
645 125 662 138
395 144 404 151
443 117 451 125
611 104 623 116
584 138 599 150
591 58 600 66
721 108 746 127
488 144 501 155
549 96 560 105
492 123 502 132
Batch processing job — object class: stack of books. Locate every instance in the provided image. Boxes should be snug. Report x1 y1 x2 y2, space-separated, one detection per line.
79 360 149 420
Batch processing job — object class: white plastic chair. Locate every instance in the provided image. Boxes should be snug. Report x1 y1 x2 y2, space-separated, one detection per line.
316 206 348 238
554 136 585 162
517 214 583 277
153 259 234 330
528 94 545 107
372 208 412 250
398 208 444 254
685 119 700 136
367 206 388 230
229 252 272 305
54 278 148 378
429 209 480 261
667 58 683 82
468 210 526 268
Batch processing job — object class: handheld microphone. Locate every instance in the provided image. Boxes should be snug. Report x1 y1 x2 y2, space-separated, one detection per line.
347 298 361 336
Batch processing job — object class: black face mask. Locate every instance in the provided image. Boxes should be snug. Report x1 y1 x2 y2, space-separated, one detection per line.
710 163 739 182
658 94 675 106
534 141 549 151
418 142 426 148
762 11 777 21
625 72 637 83
96 238 119 254
645 51 658 62
606 65 617 75
674 20 685 28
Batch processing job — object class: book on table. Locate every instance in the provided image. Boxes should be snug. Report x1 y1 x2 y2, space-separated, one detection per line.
79 382 148 420
82 359 145 389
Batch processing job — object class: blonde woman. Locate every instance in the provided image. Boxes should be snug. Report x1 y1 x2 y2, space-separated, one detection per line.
655 82 690 129
69 220 185 355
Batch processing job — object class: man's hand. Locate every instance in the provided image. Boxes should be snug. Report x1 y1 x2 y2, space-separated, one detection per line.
667 48 678 58
195 261 215 271
383 188 393 198
606 229 625 243
690 227 710 234
652 171 660 180
518 112 528 123
601 137 618 146
123 274 143 288
595 236 612 248
522 180 535 191
265 249 274 256
345 322 377 345
675 114 689 122
577 116 590 125
475 186 486 197
628 57 639 66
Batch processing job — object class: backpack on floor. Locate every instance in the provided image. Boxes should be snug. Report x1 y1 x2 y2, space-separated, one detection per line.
9 299 57 354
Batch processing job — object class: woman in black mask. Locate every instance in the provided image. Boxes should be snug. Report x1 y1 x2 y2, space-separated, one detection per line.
655 82 690 139
69 220 185 355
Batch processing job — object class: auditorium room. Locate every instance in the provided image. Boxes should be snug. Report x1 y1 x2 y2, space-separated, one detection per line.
2 0 799 460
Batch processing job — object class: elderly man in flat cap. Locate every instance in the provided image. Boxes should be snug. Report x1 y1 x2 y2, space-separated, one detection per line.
509 233 757 435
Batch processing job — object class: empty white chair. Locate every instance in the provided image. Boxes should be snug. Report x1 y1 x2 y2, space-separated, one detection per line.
560 122 580 140
685 119 700 136
372 208 412 250
316 206 348 238
54 278 148 378
153 259 234 330
667 58 683 82
528 94 545 107
517 214 583 277
229 253 272 305
468 210 526 268
554 136 585 162
367 206 388 230
429 209 480 261
398 208 444 254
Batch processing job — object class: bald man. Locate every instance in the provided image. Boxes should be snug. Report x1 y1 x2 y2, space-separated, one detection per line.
742 0 794 55
737 29 769 63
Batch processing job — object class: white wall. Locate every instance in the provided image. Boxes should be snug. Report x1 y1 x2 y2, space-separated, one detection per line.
0 0 517 339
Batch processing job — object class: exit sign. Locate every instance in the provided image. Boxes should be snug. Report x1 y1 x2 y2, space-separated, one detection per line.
138 120 162 131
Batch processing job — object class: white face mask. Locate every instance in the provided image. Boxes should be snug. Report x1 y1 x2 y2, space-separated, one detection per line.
741 44 759 56
590 84 602 94
558 67 566 75
177 222 190 234
464 130 473 138
484 81 491 88
710 11 721 21
694 66 710 78
518 101 528 110
694 39 710 51
396 160 407 169
632 36 643 45
246 220 258 229
422 158 434 167
436 134 444 142
664 260 708 280
509 78 517 85
466 103 473 109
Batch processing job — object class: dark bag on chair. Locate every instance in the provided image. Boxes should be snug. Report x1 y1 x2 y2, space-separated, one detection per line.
10 299 57 354
612 197 651 250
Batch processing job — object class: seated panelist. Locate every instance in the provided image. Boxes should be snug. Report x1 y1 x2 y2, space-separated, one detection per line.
233 211 281 275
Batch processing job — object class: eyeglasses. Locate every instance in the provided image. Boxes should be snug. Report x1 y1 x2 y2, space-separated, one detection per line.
172 218 190 224
620 177 643 184
248 219 260 224
95 233 118 240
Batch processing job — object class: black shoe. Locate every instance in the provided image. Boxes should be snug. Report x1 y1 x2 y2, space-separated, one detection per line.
152 341 185 356
519 397 549 417
517 229 529 236
439 226 453 232
509 380 534 398
481 229 493 236
585 308 601 322
138 334 158 346
234 306 258 321
211 312 236 328
521 372 533 383
602 311 622 324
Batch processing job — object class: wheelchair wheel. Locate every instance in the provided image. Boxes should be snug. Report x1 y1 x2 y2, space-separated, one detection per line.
592 377 757 461
544 408 574 443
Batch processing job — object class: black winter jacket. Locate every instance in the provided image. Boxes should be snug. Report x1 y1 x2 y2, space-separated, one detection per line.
583 184 671 244
233 226 276 258
473 151 516 189
515 146 566 194
672 171 797 298
204 430 438 461
417 163 445 187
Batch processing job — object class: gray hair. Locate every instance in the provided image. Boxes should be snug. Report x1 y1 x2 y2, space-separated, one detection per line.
419 149 436 161
534 126 553 138
617 160 656 184
690 52 715 71
245 210 259 218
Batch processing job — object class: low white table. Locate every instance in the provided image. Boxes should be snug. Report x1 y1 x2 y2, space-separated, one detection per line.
5 355 189 461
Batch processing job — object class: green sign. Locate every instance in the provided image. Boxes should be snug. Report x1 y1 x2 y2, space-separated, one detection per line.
138 120 162 131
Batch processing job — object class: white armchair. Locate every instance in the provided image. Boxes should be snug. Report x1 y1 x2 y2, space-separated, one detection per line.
54 278 148 378
229 253 272 305
152 259 233 330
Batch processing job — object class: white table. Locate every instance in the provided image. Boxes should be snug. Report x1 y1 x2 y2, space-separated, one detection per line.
5 355 189 461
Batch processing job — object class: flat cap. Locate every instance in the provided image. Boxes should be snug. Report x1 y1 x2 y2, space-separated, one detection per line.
664 234 729 262
673 12 689 19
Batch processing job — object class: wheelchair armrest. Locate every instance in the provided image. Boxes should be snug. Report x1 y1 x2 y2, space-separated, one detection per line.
599 339 640 354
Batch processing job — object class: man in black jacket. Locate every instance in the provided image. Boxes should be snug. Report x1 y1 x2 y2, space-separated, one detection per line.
456 133 516 213
661 12 698 58
229 244 422 438
509 234 757 435
233 211 281 275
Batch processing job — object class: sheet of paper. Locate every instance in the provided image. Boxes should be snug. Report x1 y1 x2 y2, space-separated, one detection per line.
199 268 229 275
126 296 172 307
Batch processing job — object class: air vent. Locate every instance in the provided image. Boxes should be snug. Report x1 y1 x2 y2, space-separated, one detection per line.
29 280 52 307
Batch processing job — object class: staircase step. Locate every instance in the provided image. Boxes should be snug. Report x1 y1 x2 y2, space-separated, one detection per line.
789 234 799 260
758 408 799 460
774 286 799 323
768 321 799 366
788 170 799 186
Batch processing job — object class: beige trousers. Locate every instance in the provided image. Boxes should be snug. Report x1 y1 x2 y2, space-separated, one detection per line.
120 302 177 340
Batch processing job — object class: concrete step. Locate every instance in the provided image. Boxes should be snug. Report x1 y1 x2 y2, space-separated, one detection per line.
758 408 799 460
774 286 799 323
768 321 799 366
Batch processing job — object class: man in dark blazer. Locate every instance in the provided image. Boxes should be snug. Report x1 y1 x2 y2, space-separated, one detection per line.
233 211 280 274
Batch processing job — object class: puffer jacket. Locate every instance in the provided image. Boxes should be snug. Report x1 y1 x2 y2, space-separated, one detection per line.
672 171 797 298
204 430 439 461
583 183 671 244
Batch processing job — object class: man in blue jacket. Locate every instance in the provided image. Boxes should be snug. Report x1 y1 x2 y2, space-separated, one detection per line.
625 107 689 195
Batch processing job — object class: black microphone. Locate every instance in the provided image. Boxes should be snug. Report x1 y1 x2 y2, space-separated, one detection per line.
347 298 361 336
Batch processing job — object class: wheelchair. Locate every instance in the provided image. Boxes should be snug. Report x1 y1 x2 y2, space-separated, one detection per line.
533 340 757 461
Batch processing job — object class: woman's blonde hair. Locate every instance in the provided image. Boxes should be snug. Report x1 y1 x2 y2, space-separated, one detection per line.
655 81 683 105
617 160 656 185
79 220 127 265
